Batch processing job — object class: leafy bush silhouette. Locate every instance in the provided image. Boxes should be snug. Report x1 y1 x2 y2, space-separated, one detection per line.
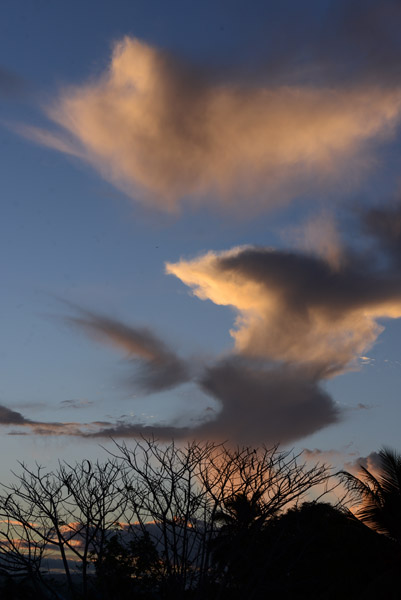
262 502 400 599
91 529 162 599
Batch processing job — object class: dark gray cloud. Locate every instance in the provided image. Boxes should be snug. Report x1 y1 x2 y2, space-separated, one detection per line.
88 422 193 441
323 0 401 86
218 246 401 315
7 204 401 445
0 403 112 437
59 399 94 410
63 306 342 445
363 203 401 267
260 0 401 87
0 405 31 425
355 403 371 411
0 405 193 441
86 357 340 446
68 311 190 393
198 357 340 446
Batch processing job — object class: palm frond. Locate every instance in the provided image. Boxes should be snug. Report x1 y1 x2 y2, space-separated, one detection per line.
378 447 401 496
339 446 401 542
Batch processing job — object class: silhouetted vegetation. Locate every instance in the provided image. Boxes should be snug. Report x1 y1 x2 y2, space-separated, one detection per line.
340 446 401 544
0 440 400 599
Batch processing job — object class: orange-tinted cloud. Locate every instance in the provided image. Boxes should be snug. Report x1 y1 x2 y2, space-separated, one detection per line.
18 37 401 212
343 451 383 476
6 205 401 446
166 245 401 376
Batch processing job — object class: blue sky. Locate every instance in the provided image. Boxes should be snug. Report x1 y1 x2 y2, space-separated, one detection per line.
2 0 401 478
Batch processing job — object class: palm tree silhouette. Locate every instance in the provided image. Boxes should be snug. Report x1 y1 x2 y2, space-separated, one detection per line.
214 491 267 532
210 490 267 584
340 447 401 543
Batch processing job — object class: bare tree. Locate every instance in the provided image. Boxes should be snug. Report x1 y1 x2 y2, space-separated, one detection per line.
109 438 332 596
0 459 129 599
0 514 54 597
109 438 216 595
0 440 332 599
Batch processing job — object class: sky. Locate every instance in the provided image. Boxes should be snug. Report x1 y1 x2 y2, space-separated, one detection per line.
2 0 401 479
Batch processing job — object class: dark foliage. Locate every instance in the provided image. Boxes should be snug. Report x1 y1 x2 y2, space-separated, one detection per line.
91 530 162 599
208 499 401 599
262 502 401 599
0 442 401 599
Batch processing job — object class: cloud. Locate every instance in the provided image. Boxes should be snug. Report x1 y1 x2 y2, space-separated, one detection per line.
67 310 190 393
166 244 401 377
247 1 401 90
88 421 193 441
62 306 341 444
318 0 401 87
198 357 340 446
302 448 352 469
363 203 401 267
0 398 194 441
0 405 32 425
17 36 401 212
0 301 340 444
282 212 343 270
8 205 401 446
344 451 382 475
0 403 112 437
303 448 343 461
59 399 94 409
86 358 339 446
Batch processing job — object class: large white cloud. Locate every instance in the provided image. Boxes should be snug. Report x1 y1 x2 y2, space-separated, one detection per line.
19 37 401 211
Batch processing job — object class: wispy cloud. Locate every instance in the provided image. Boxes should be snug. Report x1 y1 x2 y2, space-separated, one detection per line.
6 205 401 445
59 399 94 410
67 309 191 393
282 212 344 270
0 403 112 437
58 299 342 444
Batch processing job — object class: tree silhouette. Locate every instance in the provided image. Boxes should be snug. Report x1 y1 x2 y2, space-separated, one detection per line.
0 459 129 599
340 446 401 543
0 441 332 598
91 529 162 599
211 491 265 563
261 501 400 599
210 491 269 597
214 491 266 530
